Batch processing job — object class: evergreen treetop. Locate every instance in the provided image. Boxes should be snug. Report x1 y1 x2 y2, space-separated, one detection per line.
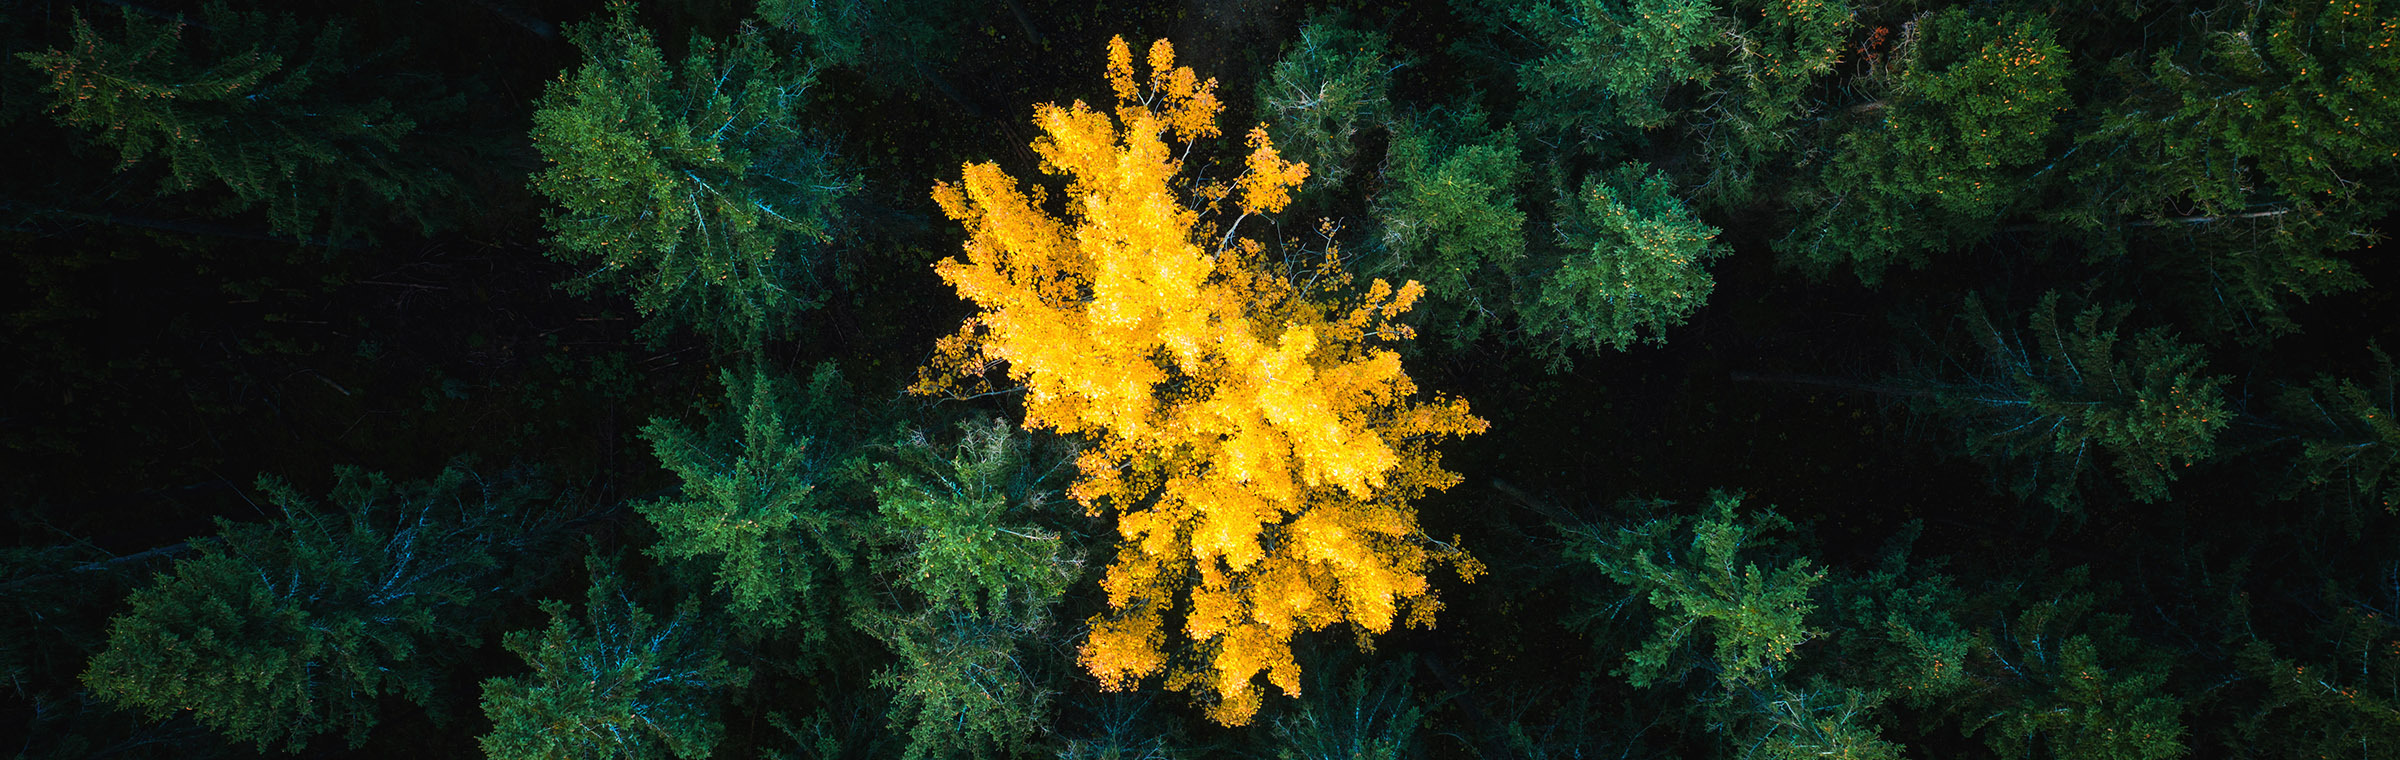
531 1 854 345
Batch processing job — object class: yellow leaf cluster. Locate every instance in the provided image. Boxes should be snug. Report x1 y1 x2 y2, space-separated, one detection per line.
919 36 1485 726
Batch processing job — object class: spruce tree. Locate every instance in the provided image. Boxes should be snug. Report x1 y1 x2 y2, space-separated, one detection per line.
638 365 862 641
2273 346 2400 516
2221 584 2400 759
1367 110 1527 349
16 3 459 241
1268 656 1428 760
1947 568 2187 760
1256 12 1399 201
1502 0 1723 135
1562 492 1905 760
81 465 542 751
478 555 749 760
2062 0 2398 341
530 2 854 344
1524 162 1727 368
1566 492 1824 692
1904 292 2231 510
856 419 1079 760
1778 9 2070 284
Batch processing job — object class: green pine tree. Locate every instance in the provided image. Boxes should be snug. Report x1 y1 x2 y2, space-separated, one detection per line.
1503 0 1724 135
858 419 1078 760
2062 0 2398 341
478 555 750 760
2073 0 2399 220
1778 9 2070 284
1367 109 1527 349
1683 0 1854 206
753 0 977 81
1949 567 2188 760
531 2 855 345
1474 0 1850 205
1256 12 1399 202
1524 162 1727 368
1903 292 2231 510
1818 523 1974 710
2272 345 2400 517
16 3 459 242
2219 582 2400 760
638 364 863 641
1268 655 1428 760
1562 492 1905 760
81 465 540 751
1566 491 1824 692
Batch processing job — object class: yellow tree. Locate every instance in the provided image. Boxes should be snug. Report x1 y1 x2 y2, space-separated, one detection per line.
916 37 1486 726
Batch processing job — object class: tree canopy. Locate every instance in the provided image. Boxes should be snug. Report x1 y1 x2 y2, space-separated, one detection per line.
916 36 1485 725
6 1 2397 758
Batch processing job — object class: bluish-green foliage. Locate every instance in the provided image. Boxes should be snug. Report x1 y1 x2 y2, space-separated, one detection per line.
1564 493 1906 760
1740 680 1904 760
1950 568 2187 760
859 419 1078 760
81 465 537 751
2222 583 2400 759
1053 694 1198 760
1369 111 1526 348
1686 0 1852 204
1256 12 1398 200
1819 525 1973 710
1276 652 1420 757
754 0 975 81
2076 0 2400 220
1779 9 2069 283
531 2 854 344
2061 0 2398 341
1268 655 1428 760
479 556 750 760
1525 162 1726 368
2274 346 2400 516
1908 292 2230 509
1567 491 1824 690
1474 0 1850 205
15 3 457 241
869 420 1077 620
639 365 861 640
1564 497 2193 760
1505 0 1723 134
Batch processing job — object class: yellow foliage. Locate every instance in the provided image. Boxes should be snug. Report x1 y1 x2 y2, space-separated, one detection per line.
918 36 1486 726
1239 125 1308 214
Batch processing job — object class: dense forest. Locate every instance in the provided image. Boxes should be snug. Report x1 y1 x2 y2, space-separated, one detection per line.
3 0 2396 757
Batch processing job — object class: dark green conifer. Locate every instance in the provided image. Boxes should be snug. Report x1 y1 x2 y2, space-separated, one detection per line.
1566 491 1823 691
478 556 749 760
1503 0 1723 135
1905 292 2230 509
2221 584 2400 759
16 3 458 241
1367 111 1527 348
1525 162 1727 368
2065 0 2398 340
1563 493 1904 760
1779 9 2069 283
1268 656 1427 760
530 2 854 344
1949 568 2187 760
638 365 861 641
858 419 1078 760
2273 347 2400 517
81 465 540 751
1256 12 1399 200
